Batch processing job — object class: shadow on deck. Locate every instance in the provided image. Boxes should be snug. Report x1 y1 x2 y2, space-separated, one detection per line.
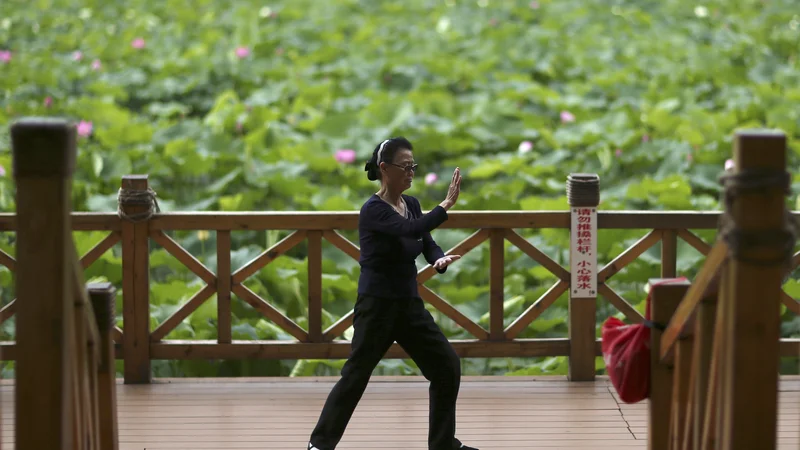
2 376 798 450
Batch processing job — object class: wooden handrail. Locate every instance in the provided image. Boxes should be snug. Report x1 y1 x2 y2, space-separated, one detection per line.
0 125 798 386
647 130 791 450
659 240 729 361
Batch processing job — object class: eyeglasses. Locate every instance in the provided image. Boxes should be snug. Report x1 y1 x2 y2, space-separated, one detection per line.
389 163 418 173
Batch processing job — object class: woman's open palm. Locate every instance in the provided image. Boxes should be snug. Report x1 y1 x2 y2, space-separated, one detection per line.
444 167 461 207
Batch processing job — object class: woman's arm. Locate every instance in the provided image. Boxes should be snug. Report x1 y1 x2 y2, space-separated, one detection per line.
359 199 448 237
423 231 448 273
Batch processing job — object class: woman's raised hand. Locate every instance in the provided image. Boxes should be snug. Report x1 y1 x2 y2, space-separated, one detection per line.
440 167 461 211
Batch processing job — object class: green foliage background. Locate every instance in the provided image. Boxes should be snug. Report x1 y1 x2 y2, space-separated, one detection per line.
0 0 799 378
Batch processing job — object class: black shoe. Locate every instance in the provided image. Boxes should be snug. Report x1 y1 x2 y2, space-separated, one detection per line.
458 444 479 450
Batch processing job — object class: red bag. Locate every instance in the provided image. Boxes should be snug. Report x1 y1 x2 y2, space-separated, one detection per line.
601 277 687 404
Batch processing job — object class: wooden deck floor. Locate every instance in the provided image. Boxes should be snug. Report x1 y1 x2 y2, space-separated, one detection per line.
1 376 798 450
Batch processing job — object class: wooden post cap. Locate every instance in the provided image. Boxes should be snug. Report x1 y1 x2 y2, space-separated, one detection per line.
566 173 600 207
10 117 77 178
734 129 786 170
88 282 116 332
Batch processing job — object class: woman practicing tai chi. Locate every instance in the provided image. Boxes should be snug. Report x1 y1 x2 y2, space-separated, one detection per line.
308 137 478 450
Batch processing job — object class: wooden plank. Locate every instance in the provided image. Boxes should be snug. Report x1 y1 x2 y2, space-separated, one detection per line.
780 291 800 315
0 300 16 325
597 230 661 282
0 248 15 271
648 278 689 450
676 229 712 256
0 377 796 450
149 338 570 359
149 285 216 342
505 280 568 339
417 285 490 340
11 117 76 450
307 231 322 342
489 229 505 340
141 210 743 231
230 230 307 284
719 130 786 450
659 241 728 361
216 230 232 344
80 231 122 269
120 175 152 384
322 230 360 261
230 284 309 342
2 211 800 233
417 228 489 284
504 229 570 281
150 230 217 285
322 310 354 341
597 284 644 324
0 212 122 232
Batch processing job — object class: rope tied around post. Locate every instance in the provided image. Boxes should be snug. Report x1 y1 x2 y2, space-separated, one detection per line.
718 167 797 268
117 186 160 223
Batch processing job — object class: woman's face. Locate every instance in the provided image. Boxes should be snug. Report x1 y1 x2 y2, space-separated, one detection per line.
381 149 417 191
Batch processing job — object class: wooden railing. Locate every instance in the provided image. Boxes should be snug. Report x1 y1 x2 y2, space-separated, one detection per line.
9 119 119 450
0 129 798 386
647 130 794 450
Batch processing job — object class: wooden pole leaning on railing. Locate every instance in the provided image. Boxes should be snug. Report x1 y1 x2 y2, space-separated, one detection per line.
566 173 600 381
11 117 78 450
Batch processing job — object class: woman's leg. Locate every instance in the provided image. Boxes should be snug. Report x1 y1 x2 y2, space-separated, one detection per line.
308 294 398 450
394 297 477 450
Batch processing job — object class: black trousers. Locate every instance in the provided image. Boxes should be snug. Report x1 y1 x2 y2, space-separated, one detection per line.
309 294 464 450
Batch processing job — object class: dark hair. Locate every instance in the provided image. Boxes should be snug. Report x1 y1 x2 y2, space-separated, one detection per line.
364 137 413 181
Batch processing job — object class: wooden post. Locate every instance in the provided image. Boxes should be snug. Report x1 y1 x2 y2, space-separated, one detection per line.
119 175 153 384
89 282 119 450
11 117 77 450
489 228 505 340
661 229 677 278
566 173 599 381
647 278 689 450
216 230 232 344
719 131 787 450
307 230 322 342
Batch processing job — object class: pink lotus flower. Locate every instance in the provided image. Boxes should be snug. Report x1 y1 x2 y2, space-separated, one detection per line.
518 141 533 154
425 173 438 185
44 96 53 108
615 148 623 157
686 153 693 162
131 38 145 49
235 46 250 58
91 59 101 70
72 51 83 61
642 134 650 142
335 149 356 164
724 159 734 171
560 111 575 123
0 50 11 63
77 120 93 137
530 1 540 8
0 165 5 177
